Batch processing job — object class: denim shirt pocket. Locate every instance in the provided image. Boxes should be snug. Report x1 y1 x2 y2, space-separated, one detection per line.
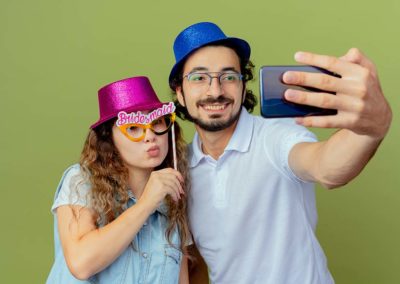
159 245 182 283
90 246 132 284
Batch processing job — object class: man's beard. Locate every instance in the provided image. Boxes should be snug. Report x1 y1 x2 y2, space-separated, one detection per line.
183 94 242 132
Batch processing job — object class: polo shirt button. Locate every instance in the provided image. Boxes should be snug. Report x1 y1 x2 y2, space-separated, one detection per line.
142 252 148 258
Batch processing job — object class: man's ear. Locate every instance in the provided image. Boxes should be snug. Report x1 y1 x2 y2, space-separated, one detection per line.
176 86 186 107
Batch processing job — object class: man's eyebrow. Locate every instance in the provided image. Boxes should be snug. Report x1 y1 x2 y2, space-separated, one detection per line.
187 66 239 73
221 67 239 72
188 67 208 73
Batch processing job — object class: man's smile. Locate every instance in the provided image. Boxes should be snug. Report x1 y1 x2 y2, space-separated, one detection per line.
196 97 233 114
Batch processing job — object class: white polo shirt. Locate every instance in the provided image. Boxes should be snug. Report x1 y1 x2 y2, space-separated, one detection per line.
188 109 334 284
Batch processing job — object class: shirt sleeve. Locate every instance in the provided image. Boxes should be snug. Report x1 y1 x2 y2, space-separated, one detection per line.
264 118 317 182
51 164 92 214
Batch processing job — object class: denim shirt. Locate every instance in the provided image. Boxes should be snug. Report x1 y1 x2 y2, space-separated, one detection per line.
46 165 182 284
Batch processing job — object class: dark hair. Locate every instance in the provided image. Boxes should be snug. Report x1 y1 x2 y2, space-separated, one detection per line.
169 41 257 121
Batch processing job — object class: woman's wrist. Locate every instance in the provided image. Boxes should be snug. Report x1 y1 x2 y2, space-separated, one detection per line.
135 195 158 215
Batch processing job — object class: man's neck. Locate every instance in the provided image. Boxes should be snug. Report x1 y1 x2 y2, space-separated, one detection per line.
196 119 239 160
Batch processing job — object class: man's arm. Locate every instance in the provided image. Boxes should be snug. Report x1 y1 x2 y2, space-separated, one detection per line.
284 48 392 188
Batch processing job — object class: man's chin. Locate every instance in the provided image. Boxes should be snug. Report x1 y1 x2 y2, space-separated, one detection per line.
193 113 241 132
208 113 224 119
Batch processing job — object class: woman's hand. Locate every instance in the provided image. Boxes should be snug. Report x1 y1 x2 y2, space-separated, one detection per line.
138 168 185 210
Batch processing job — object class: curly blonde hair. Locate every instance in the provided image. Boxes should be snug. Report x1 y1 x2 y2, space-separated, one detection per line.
79 118 191 253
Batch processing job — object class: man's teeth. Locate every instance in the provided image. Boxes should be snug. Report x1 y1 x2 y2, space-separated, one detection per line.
203 105 226 110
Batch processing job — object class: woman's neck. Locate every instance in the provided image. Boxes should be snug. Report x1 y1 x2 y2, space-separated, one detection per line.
127 167 153 199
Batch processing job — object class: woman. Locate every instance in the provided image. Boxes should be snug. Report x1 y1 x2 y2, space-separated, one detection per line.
47 76 190 283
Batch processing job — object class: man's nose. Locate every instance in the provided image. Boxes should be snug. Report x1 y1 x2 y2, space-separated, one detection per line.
206 76 223 97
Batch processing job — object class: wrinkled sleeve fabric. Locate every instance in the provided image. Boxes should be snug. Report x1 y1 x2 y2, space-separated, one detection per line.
263 118 317 183
51 164 91 214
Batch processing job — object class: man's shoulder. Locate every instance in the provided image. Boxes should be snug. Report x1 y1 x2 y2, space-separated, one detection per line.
245 114 317 152
250 113 310 134
247 113 294 135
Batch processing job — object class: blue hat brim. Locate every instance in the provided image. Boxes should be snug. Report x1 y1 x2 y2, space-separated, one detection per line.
168 37 251 84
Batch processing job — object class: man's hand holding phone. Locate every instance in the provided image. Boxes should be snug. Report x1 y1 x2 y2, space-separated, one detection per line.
262 49 392 189
263 48 392 140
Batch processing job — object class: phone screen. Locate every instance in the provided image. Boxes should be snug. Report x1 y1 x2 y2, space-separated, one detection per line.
259 65 338 118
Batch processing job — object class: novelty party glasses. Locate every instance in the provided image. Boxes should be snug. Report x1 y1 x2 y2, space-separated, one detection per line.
117 113 176 142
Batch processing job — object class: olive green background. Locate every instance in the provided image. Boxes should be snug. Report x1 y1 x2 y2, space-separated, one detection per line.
1 0 399 283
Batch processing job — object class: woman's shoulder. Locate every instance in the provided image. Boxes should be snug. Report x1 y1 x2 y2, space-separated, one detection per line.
61 163 82 176
59 164 90 190
51 163 92 213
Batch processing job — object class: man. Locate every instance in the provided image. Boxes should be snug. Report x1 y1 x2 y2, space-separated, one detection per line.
168 22 392 284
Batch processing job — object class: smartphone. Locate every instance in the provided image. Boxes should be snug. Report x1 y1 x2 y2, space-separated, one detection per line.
259 65 339 118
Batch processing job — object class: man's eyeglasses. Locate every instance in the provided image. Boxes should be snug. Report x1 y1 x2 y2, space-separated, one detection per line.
117 113 175 142
183 72 243 93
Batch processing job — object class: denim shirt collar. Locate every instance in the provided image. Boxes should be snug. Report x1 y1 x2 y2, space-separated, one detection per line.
127 190 169 216
189 107 253 167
